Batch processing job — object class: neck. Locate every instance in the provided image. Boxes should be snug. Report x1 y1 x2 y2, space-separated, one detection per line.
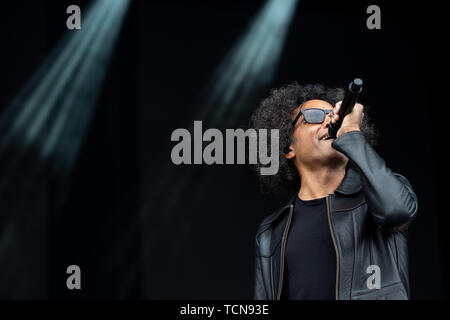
298 163 346 200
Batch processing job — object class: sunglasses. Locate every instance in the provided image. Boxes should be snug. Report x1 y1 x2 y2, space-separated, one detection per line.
292 108 333 127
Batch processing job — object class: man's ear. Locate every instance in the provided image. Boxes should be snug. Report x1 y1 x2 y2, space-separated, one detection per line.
284 145 295 159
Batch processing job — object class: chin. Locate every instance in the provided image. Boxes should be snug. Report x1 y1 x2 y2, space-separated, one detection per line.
321 148 347 166
330 152 348 166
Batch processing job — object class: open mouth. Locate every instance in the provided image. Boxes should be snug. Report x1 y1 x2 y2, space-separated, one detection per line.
319 134 333 141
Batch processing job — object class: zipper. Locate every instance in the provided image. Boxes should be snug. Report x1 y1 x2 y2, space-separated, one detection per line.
277 204 294 300
326 195 340 300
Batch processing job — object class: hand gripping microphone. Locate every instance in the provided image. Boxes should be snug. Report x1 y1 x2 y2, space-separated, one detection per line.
328 78 363 139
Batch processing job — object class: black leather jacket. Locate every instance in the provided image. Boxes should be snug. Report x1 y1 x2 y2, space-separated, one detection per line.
253 131 418 300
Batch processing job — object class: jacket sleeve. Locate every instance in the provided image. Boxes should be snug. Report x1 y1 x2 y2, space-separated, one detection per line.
332 130 418 232
253 236 267 300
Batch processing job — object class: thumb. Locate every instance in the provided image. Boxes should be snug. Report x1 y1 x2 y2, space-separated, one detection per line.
334 101 342 115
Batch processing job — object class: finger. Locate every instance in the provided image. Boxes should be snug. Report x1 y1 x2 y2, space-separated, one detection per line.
331 103 340 124
331 113 339 124
354 103 364 113
334 101 342 115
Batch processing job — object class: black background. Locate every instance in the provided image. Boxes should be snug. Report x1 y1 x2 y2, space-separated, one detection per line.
0 0 446 299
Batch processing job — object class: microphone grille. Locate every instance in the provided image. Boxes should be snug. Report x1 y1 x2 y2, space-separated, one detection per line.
350 78 363 92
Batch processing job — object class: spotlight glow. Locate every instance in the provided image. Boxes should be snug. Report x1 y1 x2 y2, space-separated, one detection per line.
0 0 130 176
143 0 300 219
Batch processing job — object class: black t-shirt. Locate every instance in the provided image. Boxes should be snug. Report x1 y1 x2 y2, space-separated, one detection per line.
283 196 336 300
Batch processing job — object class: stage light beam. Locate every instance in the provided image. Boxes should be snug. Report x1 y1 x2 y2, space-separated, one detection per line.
139 1 300 293
0 0 130 178
0 0 131 297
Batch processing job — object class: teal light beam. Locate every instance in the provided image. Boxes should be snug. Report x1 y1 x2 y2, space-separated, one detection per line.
0 0 130 267
142 0 300 223
0 0 130 180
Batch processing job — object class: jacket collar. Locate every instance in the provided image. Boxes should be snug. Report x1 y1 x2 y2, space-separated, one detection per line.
259 162 361 228
287 162 362 200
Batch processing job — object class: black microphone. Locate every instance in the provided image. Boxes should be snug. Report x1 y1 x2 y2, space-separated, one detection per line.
328 78 363 139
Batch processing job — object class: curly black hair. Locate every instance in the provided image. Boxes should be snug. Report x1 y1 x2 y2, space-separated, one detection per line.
250 82 377 195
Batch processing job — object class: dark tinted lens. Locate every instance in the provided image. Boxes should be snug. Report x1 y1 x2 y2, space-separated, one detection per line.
302 109 326 123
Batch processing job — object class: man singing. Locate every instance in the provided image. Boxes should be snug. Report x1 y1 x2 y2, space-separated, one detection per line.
251 83 418 300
